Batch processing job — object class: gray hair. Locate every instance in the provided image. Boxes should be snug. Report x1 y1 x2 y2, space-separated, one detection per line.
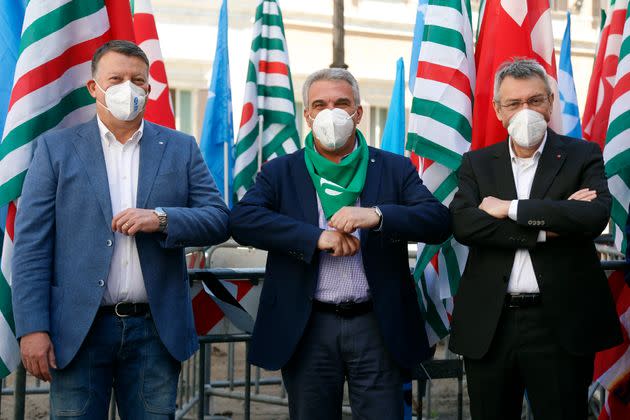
302 68 361 108
91 40 150 77
493 58 551 101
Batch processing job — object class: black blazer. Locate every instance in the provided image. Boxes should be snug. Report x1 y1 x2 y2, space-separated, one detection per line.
448 129 622 359
229 147 452 370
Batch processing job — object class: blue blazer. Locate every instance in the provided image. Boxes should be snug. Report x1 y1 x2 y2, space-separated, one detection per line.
229 146 452 370
12 118 229 368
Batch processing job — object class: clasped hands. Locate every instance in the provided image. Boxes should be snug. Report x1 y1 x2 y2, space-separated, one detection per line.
478 188 597 238
316 207 380 257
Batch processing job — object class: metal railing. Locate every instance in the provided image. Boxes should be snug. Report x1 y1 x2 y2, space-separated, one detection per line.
3 260 629 419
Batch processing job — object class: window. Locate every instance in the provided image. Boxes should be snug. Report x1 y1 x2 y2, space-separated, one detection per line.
169 88 197 137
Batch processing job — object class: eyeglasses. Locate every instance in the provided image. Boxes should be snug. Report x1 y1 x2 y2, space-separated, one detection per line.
496 95 550 112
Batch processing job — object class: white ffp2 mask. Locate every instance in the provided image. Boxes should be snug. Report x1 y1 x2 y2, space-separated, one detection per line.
95 80 147 121
311 108 357 151
507 109 547 148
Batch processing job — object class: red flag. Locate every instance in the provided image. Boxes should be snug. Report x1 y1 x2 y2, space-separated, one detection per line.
472 0 561 150
105 0 135 41
582 2 628 150
595 269 630 419
132 0 175 129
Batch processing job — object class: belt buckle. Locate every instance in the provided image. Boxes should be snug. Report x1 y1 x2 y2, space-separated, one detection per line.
114 302 130 318
336 302 353 316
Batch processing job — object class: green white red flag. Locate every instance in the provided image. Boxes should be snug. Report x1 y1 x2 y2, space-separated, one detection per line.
233 0 300 201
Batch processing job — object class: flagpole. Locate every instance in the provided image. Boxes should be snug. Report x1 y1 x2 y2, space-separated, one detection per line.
258 115 264 172
223 141 229 204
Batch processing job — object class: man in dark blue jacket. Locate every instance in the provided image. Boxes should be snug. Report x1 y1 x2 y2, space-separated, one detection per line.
230 68 451 420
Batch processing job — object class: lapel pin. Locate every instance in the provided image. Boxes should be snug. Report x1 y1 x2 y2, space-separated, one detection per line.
159 141 164 145
556 154 561 159
370 158 375 163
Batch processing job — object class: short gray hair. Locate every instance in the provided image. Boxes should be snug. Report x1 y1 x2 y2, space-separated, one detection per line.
302 68 361 108
493 58 551 101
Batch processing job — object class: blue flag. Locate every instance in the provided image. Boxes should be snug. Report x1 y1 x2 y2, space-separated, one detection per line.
558 11 582 139
408 0 428 93
381 58 406 155
200 0 234 206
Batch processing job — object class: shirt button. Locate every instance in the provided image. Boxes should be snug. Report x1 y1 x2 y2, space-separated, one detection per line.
98 279 105 287
106 240 113 247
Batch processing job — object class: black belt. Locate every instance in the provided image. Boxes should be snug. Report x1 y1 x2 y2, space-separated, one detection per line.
504 293 541 308
98 302 151 318
312 300 373 317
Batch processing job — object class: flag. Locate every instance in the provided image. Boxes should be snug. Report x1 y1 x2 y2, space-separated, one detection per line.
558 11 583 139
472 0 562 149
406 0 475 346
131 0 175 129
200 0 234 206
408 0 429 93
594 269 630 419
583 0 628 149
604 4 630 255
0 0 26 380
381 58 405 155
233 0 300 201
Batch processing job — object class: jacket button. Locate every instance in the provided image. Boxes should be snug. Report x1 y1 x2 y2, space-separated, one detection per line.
528 221 533 225
98 279 105 287
106 240 113 247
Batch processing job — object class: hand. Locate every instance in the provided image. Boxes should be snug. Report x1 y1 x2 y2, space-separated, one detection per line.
317 230 360 257
112 208 160 236
328 207 381 233
547 231 559 238
20 332 56 382
568 188 597 202
479 196 511 219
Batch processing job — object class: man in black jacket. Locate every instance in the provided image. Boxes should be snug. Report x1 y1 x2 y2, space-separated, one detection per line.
449 59 622 420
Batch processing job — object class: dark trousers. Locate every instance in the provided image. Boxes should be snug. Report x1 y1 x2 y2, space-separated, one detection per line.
281 310 404 420
465 305 594 420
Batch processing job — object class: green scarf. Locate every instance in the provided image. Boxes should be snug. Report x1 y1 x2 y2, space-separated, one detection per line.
304 129 369 220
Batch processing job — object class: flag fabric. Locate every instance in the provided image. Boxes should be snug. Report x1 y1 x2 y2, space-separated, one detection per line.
406 0 475 346
200 0 235 206
233 0 300 201
380 58 405 155
472 0 562 150
594 269 630 419
604 4 630 255
408 0 429 93
131 0 175 129
558 11 583 139
583 0 628 149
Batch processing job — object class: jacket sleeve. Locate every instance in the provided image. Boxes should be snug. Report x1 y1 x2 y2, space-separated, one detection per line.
450 152 539 249
378 157 452 244
11 135 56 338
159 136 230 248
229 161 323 264
516 141 611 239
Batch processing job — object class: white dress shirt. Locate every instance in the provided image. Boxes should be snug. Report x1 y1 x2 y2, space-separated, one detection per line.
97 117 148 305
506 133 547 293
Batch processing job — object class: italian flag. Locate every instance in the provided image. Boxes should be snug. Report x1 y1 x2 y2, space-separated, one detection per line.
233 0 300 201
406 0 475 346
0 0 172 378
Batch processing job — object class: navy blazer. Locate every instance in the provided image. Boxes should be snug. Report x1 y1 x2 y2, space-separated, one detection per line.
12 118 230 368
230 146 452 370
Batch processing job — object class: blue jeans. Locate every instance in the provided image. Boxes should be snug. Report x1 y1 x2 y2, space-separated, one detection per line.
50 312 181 420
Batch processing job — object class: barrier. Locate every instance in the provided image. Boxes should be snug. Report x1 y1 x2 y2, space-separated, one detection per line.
2 260 629 419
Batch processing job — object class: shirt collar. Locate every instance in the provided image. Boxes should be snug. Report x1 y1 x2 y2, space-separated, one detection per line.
509 131 547 162
97 116 144 146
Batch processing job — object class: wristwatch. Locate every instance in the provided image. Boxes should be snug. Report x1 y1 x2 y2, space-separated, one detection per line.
153 207 168 233
372 206 383 230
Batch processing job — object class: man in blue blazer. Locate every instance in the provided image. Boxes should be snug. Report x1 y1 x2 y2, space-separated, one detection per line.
230 68 451 420
11 41 229 419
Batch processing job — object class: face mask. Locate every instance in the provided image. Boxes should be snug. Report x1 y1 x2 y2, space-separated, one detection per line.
95 80 147 121
311 108 357 151
507 109 547 148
